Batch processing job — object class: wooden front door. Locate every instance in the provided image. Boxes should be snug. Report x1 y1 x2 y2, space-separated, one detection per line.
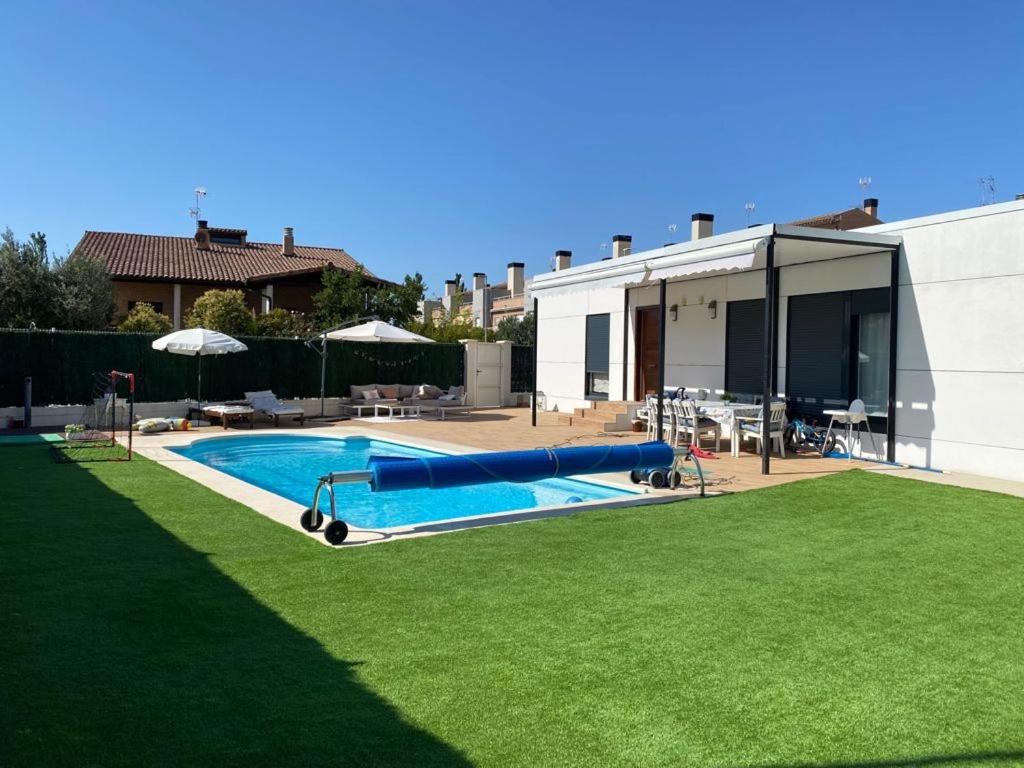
634 306 661 398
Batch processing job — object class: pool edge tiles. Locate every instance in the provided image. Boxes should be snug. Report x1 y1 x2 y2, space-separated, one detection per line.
134 428 696 547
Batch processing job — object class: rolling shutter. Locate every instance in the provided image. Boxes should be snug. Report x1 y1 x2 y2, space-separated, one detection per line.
725 299 764 397
585 314 611 373
786 292 847 414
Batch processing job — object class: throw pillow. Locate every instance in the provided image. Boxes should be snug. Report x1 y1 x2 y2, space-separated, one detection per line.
361 389 381 402
379 385 400 399
447 385 465 398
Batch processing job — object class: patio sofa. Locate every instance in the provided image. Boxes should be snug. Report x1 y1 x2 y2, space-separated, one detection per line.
343 383 468 417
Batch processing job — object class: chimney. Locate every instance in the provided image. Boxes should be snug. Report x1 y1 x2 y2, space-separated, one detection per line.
472 272 487 292
443 279 457 298
282 227 295 256
507 262 525 297
612 234 632 259
691 213 714 240
194 219 211 251
554 250 572 271
863 198 879 218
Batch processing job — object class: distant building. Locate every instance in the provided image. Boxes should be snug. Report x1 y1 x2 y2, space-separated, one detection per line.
73 220 380 328
419 263 531 329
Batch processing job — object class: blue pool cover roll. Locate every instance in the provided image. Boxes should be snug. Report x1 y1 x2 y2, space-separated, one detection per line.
367 442 673 493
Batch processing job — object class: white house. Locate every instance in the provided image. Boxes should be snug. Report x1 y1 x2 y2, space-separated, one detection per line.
529 198 1024 482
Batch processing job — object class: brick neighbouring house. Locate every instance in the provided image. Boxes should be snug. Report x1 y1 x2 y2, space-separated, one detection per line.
72 220 382 328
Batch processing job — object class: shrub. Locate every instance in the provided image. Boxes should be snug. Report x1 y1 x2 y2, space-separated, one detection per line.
118 302 172 333
254 308 310 338
185 289 255 336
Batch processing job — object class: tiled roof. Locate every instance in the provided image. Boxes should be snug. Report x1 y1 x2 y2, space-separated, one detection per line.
72 230 377 284
789 207 882 231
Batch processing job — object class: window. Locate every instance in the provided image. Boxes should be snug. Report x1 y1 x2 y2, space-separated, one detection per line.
585 313 611 400
210 233 243 245
724 299 764 399
128 300 163 314
786 287 889 420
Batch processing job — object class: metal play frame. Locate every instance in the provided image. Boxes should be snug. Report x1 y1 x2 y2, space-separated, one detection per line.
300 445 705 546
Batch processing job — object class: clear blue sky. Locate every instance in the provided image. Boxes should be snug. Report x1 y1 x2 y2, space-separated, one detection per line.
3 1 1022 295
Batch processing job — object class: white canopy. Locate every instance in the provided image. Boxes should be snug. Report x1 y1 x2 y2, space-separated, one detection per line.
151 328 249 356
325 320 434 344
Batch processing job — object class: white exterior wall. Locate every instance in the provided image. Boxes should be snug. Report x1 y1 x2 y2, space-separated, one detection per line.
865 203 1024 480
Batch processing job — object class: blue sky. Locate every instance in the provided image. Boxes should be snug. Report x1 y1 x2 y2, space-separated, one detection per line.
2 1 1022 295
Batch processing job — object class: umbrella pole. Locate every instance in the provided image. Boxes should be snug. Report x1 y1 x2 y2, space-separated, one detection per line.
320 332 327 418
197 355 202 411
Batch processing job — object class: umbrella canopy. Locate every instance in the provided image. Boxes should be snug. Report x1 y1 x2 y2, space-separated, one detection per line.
152 328 248 409
152 328 248 356
325 320 434 344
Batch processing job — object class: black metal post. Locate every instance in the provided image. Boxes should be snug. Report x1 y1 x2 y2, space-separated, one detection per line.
531 296 539 427
761 236 776 475
886 248 900 462
771 265 780 395
621 289 629 401
656 279 667 442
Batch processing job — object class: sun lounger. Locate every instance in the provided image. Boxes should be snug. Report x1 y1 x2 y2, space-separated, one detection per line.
202 404 255 430
244 390 305 427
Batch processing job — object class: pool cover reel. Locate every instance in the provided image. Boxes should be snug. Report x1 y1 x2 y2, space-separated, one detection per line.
302 442 703 545
366 442 675 492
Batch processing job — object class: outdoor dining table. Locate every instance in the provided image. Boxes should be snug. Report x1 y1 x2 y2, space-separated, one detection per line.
694 400 768 457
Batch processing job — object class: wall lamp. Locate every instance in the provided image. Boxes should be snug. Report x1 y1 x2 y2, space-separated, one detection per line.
707 300 718 319
669 304 679 322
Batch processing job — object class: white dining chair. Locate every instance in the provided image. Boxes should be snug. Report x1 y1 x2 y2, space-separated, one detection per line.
737 401 788 457
671 398 721 449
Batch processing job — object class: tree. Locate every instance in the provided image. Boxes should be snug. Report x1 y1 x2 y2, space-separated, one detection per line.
54 255 115 330
185 289 255 336
493 312 535 345
406 318 485 343
254 308 310 338
118 302 172 333
313 267 426 329
0 229 59 328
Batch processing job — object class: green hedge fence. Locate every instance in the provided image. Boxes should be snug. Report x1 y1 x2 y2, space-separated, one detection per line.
0 329 465 407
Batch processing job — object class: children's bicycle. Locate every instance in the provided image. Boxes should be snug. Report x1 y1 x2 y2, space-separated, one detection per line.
784 417 837 455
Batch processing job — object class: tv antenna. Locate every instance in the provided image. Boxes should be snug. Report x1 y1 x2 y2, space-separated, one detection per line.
978 176 996 205
188 186 207 221
744 202 756 227
667 223 678 237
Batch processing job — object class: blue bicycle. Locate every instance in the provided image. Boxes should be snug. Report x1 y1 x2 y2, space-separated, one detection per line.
784 417 837 455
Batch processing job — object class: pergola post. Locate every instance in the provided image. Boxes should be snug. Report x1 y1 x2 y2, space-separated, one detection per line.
761 235 776 475
656 278 667 442
621 289 630 401
532 296 539 427
886 248 900 462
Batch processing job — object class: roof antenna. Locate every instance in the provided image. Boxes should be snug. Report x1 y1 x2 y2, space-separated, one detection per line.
189 186 207 222
858 176 872 202
744 202 756 227
978 176 996 205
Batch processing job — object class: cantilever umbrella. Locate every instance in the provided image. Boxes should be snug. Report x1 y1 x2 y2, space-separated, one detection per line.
152 328 248 409
325 320 434 344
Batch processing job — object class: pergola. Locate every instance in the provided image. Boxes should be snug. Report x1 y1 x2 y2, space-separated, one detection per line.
530 225 904 474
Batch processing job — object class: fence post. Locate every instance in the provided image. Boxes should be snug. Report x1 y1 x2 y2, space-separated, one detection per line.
24 377 32 428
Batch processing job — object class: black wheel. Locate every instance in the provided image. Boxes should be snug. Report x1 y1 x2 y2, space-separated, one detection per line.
324 520 349 546
669 470 683 489
629 470 644 484
300 508 324 531
822 432 837 455
784 425 797 448
648 469 668 489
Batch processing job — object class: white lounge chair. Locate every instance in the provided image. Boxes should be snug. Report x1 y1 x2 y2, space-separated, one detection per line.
244 390 305 427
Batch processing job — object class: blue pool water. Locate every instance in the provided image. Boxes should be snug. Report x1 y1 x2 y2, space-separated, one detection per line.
170 434 635 529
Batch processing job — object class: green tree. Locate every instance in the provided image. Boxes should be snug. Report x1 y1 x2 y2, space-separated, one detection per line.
254 308 310 338
185 289 255 336
493 312 535 345
118 302 173 333
0 229 59 328
406 317 485 343
313 267 426 329
54 255 115 330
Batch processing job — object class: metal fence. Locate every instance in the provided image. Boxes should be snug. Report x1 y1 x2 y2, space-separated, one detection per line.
510 344 535 393
0 329 465 407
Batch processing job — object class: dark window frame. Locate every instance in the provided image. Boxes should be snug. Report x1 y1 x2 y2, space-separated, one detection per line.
584 312 611 401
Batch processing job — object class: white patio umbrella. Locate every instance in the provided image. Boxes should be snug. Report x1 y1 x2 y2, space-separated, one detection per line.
325 320 434 344
151 328 248 408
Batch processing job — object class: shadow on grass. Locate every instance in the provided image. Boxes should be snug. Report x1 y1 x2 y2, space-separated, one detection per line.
744 750 1024 767
1 447 471 767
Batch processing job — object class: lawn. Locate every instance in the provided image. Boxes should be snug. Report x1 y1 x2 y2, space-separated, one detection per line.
2 445 1023 767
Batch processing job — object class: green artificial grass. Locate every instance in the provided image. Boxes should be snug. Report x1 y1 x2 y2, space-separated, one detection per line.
2 446 1023 767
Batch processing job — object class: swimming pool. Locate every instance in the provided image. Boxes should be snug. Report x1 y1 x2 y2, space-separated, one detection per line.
170 434 637 529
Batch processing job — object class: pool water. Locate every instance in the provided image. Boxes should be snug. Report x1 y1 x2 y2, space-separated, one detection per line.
170 434 636 529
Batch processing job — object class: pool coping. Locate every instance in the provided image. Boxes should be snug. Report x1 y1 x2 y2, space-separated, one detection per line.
126 426 712 547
